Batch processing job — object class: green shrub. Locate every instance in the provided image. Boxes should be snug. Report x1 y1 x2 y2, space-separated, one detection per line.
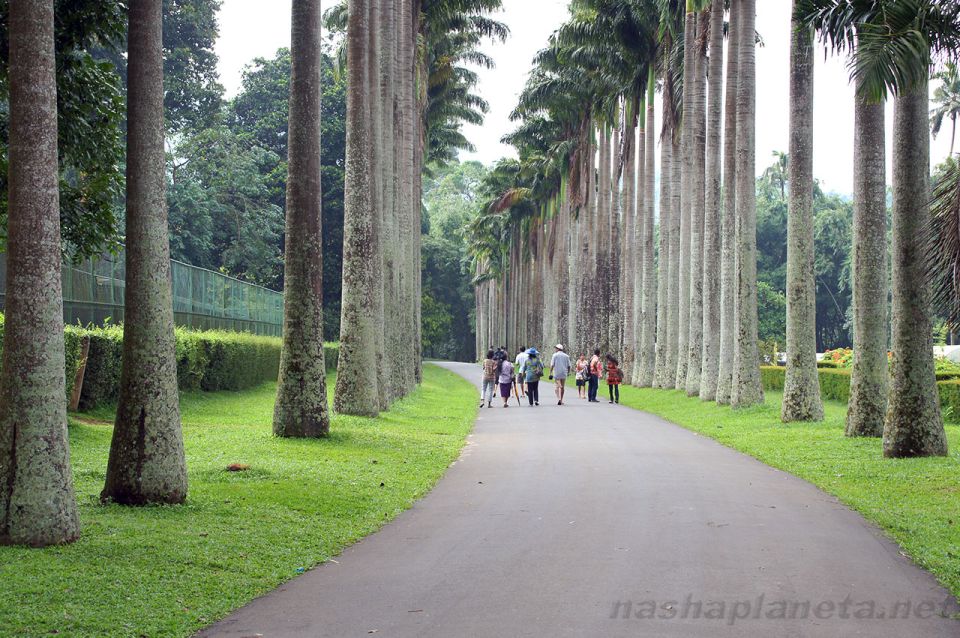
760 366 785 390
77 325 125 410
939 380 960 423
816 359 838 369
818 368 851 403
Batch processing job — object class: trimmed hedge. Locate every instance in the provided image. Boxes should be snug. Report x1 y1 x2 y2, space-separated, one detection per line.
0 313 341 411
761 365 960 423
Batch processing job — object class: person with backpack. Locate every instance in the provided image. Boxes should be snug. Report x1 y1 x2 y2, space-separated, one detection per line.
519 348 544 406
587 348 602 403
480 350 497 408
605 354 622 404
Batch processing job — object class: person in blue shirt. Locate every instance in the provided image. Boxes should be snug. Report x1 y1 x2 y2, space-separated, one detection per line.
519 348 545 406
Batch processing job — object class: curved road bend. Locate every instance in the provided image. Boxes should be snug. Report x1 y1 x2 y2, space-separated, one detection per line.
199 361 959 638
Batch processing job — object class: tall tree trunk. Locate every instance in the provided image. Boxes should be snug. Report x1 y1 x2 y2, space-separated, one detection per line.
686 12 707 396
632 105 645 382
883 78 947 457
731 0 764 408
597 126 612 353
716 0 740 406
336 0 381 417
609 125 622 360
700 0 723 401
640 73 657 387
623 110 637 382
654 97 674 388
0 0 80 546
781 5 823 422
669 134 682 380
273 0 330 437
676 7 697 389
103 0 188 503
846 80 888 436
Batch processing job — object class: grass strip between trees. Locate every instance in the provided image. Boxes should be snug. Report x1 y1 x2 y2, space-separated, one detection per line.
0 364 477 638
617 385 960 602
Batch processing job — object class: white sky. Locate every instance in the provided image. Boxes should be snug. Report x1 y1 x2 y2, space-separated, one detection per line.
215 0 955 196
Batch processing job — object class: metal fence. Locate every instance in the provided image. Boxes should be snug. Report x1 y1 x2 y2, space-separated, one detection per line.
0 249 284 336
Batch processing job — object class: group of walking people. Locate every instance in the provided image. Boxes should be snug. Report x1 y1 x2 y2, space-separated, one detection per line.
480 345 624 409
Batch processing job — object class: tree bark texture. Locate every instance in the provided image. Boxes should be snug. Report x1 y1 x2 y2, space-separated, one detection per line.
846 81 888 437
273 0 330 438
685 13 707 397
676 9 697 390
781 6 824 422
639 77 657 387
103 0 188 504
0 0 80 546
731 0 764 408
882 78 947 458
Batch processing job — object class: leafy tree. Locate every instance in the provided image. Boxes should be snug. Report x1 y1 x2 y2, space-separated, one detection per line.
0 0 126 259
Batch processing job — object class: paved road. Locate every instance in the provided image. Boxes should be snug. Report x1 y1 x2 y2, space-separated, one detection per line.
200 361 959 638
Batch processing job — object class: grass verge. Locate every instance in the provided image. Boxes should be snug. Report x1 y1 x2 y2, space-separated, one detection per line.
617 385 960 601
0 364 477 637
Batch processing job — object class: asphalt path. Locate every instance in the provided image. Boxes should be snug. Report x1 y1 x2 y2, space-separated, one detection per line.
199 361 960 637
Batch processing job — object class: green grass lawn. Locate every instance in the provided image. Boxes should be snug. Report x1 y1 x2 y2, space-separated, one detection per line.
0 364 477 638
618 385 960 601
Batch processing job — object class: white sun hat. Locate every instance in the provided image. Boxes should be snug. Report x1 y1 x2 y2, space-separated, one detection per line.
556 344 564 351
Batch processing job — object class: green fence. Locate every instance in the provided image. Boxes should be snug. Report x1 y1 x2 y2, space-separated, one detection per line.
0 250 284 337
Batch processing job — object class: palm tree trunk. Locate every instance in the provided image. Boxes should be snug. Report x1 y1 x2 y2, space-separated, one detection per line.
0 0 80 546
654 100 674 389
883 77 948 458
846 81 888 436
669 134 683 381
609 125 622 360
781 4 823 422
622 110 637 382
700 0 723 401
632 105 645 382
103 0 188 502
686 12 707 396
272 0 330 437
676 7 697 390
731 0 764 408
716 0 741 406
640 73 657 387
336 0 382 417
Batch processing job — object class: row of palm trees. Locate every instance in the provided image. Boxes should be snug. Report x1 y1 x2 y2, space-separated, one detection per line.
0 0 501 547
330 0 507 418
471 0 960 457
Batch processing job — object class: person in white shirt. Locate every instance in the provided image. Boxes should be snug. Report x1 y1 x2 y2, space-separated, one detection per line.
514 346 529 398
550 344 572 406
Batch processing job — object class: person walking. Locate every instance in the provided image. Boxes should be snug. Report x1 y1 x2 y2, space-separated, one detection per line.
550 344 572 406
519 348 544 406
515 345 529 398
498 357 515 408
588 348 602 403
481 350 497 408
575 354 588 399
605 354 622 404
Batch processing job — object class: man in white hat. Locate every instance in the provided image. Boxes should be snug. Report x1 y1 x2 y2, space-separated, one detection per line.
550 344 572 406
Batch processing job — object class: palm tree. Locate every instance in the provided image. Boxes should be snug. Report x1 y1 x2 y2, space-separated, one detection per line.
731 0 764 408
699 0 723 401
639 69 658 386
103 0 188 503
931 62 960 156
336 0 383 417
0 0 80 546
685 8 708 397
800 0 960 454
716 0 740 405
846 76 888 437
675 3 697 390
274 0 330 438
781 1 824 422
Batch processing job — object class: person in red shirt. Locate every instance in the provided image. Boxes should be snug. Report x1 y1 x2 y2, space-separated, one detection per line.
605 354 622 404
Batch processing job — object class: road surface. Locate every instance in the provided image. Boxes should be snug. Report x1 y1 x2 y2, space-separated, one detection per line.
199 361 959 637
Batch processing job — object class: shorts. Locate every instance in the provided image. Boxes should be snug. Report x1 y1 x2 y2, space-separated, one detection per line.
554 376 567 385
517 374 525 384
500 383 513 398
576 378 585 387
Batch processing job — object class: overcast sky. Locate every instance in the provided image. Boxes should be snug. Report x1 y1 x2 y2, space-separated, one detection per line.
215 0 955 196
